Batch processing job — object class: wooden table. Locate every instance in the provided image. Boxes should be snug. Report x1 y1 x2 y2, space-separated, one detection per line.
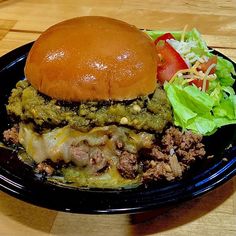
0 1 235 235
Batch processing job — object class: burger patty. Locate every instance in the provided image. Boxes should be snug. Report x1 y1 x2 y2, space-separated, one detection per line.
6 80 172 132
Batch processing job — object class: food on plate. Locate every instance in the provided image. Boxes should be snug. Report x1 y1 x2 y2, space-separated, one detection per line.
6 16 234 188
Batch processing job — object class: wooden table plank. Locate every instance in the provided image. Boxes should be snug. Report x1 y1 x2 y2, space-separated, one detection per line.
0 191 57 235
90 8 236 36
122 0 236 16
0 31 39 56
51 213 131 235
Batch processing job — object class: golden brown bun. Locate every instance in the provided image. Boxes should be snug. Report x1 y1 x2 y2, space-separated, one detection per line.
24 16 157 101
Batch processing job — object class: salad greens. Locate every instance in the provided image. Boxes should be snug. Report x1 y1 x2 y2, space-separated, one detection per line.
146 29 236 135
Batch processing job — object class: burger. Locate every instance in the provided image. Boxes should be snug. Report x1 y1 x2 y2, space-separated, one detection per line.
3 16 205 188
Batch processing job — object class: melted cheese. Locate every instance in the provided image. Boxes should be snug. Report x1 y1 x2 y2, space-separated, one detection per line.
18 123 154 164
181 25 188 42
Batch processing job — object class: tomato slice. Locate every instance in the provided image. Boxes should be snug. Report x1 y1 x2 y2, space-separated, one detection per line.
154 33 175 45
190 79 209 91
190 56 217 90
197 56 217 74
156 41 188 84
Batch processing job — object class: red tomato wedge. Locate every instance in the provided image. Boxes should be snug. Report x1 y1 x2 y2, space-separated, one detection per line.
197 56 217 74
190 56 217 90
154 33 175 45
156 41 188 84
190 79 209 91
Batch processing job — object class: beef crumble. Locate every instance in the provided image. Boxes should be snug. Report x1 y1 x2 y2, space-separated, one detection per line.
140 127 206 182
3 124 19 144
70 143 108 173
117 151 139 179
36 162 54 176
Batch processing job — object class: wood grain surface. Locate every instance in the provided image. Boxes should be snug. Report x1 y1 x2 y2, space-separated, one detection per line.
0 0 235 235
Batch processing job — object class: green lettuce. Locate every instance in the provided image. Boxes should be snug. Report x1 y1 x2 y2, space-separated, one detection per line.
216 56 236 86
186 28 209 55
164 82 236 135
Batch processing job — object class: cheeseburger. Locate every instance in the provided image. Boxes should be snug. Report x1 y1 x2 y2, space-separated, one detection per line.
4 16 205 188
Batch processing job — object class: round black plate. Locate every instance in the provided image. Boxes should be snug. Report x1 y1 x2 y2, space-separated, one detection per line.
0 42 236 214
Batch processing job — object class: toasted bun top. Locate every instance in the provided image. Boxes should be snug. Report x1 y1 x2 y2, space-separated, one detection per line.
24 16 157 101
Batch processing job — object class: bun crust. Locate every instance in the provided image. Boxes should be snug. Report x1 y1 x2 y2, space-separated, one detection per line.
25 16 157 101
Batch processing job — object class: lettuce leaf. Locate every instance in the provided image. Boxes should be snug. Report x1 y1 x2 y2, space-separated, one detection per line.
215 56 236 86
164 82 236 135
185 28 209 54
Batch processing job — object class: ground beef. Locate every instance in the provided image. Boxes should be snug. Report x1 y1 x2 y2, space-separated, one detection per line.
3 124 19 144
162 127 206 164
70 143 108 173
89 147 108 173
140 127 206 182
36 162 54 176
142 160 176 181
144 146 169 161
162 127 203 150
70 144 90 167
117 151 139 179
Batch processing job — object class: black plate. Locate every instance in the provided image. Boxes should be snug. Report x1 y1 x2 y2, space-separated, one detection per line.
0 42 236 214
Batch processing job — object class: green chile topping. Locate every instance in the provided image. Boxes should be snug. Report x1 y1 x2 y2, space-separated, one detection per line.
7 80 173 132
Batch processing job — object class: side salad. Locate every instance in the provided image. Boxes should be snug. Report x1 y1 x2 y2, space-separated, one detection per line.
146 29 236 135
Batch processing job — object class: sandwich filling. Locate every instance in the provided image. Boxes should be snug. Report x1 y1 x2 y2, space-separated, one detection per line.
4 80 206 188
